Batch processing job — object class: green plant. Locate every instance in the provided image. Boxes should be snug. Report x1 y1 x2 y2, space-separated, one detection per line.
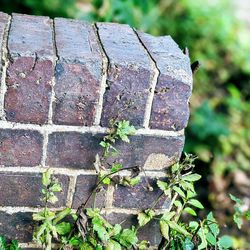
32 169 72 250
29 120 238 250
0 236 21 250
229 194 250 230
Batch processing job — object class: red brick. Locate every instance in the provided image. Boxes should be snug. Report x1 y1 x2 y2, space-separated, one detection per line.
0 129 43 166
96 23 152 127
53 18 102 125
46 132 103 169
72 175 106 209
107 135 184 170
137 32 192 131
46 132 183 169
0 172 69 207
113 177 170 209
0 212 34 243
5 14 54 124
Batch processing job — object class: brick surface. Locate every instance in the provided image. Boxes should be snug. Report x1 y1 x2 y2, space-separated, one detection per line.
72 175 106 208
96 23 152 127
0 129 43 166
113 177 170 209
4 14 54 124
137 32 192 131
105 213 162 245
0 172 69 207
107 135 184 170
53 18 102 125
46 132 183 169
0 212 34 242
46 132 103 169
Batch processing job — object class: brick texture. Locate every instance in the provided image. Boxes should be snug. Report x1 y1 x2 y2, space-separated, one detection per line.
53 18 103 126
113 177 170 209
0 12 193 246
96 23 152 127
4 14 54 124
0 172 69 207
0 212 34 242
0 129 43 166
72 175 107 208
137 32 192 131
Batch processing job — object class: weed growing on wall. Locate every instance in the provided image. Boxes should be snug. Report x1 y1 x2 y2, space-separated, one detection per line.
1 120 249 249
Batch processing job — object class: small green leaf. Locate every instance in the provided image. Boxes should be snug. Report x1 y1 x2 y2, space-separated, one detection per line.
32 212 45 221
111 163 123 173
233 213 243 229
106 240 122 250
137 240 149 250
138 210 155 227
206 232 216 246
160 220 169 241
102 177 111 185
184 207 197 216
182 174 201 182
189 221 199 230
111 224 122 236
173 186 186 198
53 207 71 224
218 235 233 249
229 194 242 205
182 238 194 250
0 236 8 250
50 183 62 192
187 190 197 199
119 228 138 248
56 222 71 235
197 227 207 250
100 141 107 148
157 180 168 192
246 211 250 220
188 199 204 209
168 221 191 236
47 194 58 204
174 200 182 209
42 169 52 186
161 211 175 221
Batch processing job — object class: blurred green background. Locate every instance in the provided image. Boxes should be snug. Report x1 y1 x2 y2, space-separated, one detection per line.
1 0 250 247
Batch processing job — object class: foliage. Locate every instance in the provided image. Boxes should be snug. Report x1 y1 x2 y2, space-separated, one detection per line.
2 120 248 249
32 169 72 250
0 236 21 250
229 194 250 229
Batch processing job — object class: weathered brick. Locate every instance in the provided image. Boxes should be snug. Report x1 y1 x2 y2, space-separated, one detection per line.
4 14 54 124
0 172 69 207
137 32 192 131
0 129 43 166
113 177 170 209
96 23 152 127
53 18 102 125
46 132 183 169
0 212 34 243
107 135 184 170
105 213 162 246
72 175 106 209
46 132 103 169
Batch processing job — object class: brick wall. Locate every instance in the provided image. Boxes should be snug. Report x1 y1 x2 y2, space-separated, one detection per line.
0 12 193 248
